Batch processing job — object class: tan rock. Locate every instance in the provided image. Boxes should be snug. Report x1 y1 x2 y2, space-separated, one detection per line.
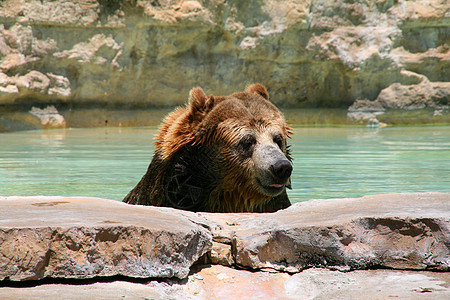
0 197 212 281
202 193 450 272
0 280 169 300
1 266 449 299
12 0 99 26
53 34 122 65
29 105 66 128
47 73 71 97
207 241 234 266
0 192 448 285
348 73 449 125
16 71 50 92
376 80 450 110
181 264 291 299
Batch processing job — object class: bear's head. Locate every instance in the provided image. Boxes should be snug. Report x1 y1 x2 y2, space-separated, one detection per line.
155 84 293 212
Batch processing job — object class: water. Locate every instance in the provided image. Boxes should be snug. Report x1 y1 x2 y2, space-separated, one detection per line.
0 126 449 203
289 127 449 201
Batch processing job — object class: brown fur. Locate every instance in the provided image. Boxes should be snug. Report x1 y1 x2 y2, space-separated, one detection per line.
124 84 293 212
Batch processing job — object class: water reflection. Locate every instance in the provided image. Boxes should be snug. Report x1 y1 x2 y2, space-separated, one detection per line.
0 126 449 203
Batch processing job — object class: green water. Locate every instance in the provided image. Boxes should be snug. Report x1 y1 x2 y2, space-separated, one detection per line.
0 126 449 203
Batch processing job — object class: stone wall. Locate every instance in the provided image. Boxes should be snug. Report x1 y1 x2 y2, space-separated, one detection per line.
0 0 448 113
1 193 449 298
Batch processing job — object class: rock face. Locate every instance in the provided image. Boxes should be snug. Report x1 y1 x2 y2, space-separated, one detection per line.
0 193 450 299
0 0 448 120
0 192 449 283
222 193 450 272
0 193 449 298
0 197 212 281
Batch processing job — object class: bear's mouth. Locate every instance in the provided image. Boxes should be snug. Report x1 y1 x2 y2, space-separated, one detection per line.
256 179 286 196
270 183 284 188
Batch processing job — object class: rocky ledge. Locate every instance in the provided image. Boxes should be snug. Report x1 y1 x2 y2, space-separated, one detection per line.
0 0 448 131
1 193 449 298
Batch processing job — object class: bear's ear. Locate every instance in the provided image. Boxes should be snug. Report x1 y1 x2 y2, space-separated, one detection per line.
246 83 269 100
189 87 214 120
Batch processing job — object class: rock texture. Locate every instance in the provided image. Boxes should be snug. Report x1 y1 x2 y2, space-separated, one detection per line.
181 266 450 299
0 193 449 297
0 197 212 281
1 266 449 299
202 193 450 272
348 70 450 125
0 0 448 128
1 192 449 284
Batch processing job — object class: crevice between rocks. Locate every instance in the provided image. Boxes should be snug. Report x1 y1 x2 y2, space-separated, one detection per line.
0 274 161 288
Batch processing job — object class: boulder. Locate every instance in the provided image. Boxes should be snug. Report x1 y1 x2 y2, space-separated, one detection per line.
0 197 212 281
200 192 450 272
1 192 448 283
29 105 66 128
348 71 449 125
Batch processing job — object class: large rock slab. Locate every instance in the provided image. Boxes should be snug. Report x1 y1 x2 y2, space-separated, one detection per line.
1 193 448 284
0 197 212 281
202 193 450 272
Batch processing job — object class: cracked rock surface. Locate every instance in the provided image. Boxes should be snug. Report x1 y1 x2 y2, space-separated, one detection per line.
1 192 449 284
1 265 449 299
225 193 449 272
0 193 449 298
0 197 212 281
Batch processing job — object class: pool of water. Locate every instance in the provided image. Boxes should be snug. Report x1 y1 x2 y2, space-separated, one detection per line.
1 126 449 203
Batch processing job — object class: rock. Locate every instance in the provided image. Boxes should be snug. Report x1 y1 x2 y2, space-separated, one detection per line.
0 197 212 281
0 0 447 122
0 280 170 300
29 105 66 128
201 193 450 272
16 71 51 93
1 266 449 299
0 193 449 286
376 81 449 111
179 266 450 299
283 268 450 299
206 242 234 266
348 72 449 125
47 73 71 97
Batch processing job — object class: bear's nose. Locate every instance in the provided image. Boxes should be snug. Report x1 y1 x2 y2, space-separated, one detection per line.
270 159 292 182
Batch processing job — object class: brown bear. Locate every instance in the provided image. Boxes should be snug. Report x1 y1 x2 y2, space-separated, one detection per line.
123 84 293 213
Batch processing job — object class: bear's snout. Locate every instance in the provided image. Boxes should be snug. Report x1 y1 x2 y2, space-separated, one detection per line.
270 159 292 183
253 144 292 196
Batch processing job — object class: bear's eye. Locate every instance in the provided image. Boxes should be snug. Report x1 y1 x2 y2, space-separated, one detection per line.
238 134 257 155
273 134 284 149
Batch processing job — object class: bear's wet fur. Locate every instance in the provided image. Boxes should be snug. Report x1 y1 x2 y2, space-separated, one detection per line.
123 84 293 213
